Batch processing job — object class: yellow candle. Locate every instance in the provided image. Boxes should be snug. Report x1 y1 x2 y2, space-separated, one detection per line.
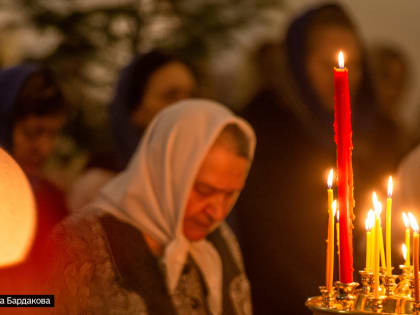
368 210 375 271
372 193 382 298
403 212 411 266
374 212 380 298
365 218 371 271
415 232 419 302
325 170 334 291
379 225 386 269
336 210 340 259
365 211 374 271
386 176 393 275
366 230 372 270
410 215 419 302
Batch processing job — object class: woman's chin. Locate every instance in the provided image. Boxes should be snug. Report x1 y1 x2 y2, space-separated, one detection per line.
184 228 208 242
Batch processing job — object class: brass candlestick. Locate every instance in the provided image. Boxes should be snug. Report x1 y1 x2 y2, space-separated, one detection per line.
319 286 336 309
335 281 360 311
395 265 414 298
382 268 398 296
360 270 372 295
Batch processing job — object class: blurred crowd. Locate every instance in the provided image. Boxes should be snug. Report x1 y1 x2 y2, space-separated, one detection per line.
0 3 420 315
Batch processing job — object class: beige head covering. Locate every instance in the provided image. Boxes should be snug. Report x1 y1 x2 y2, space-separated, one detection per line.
94 99 255 315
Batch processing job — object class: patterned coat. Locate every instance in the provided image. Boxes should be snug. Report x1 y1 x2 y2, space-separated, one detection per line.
45 209 252 315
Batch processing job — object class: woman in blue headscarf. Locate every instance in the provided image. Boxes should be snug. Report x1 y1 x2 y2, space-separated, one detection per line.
0 65 69 292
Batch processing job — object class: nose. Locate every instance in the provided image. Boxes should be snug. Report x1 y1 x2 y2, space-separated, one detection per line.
205 194 226 222
35 134 55 160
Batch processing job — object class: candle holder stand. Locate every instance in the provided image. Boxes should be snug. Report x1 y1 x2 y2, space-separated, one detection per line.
306 265 420 314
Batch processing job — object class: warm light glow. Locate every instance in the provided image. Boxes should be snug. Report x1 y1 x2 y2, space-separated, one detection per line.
367 210 375 230
338 51 344 68
408 213 419 232
403 244 407 261
0 148 36 267
372 191 378 207
372 192 382 216
403 212 409 228
388 176 393 197
332 200 337 217
337 210 340 221
374 201 383 217
327 169 334 189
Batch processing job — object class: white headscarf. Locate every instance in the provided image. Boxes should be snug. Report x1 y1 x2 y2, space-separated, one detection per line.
93 99 255 315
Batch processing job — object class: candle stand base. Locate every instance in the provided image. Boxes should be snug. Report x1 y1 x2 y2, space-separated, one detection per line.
307 294 415 314
412 302 420 315
306 265 420 315
366 296 385 313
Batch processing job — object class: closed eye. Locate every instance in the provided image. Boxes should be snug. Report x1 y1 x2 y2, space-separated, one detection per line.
194 183 216 196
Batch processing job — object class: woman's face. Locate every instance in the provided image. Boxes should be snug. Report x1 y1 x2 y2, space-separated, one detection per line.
131 61 196 128
183 145 249 241
306 26 363 111
12 114 65 177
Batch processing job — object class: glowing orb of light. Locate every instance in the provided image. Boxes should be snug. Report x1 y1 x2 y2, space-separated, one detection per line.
0 148 35 267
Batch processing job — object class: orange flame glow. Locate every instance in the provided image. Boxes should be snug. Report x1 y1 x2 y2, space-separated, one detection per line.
408 213 419 232
403 212 409 228
372 192 382 217
327 169 334 189
402 244 407 261
338 51 344 68
365 210 375 231
388 176 393 197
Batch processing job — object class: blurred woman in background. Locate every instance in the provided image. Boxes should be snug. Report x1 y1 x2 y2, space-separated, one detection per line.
233 3 404 314
0 65 69 292
69 50 197 211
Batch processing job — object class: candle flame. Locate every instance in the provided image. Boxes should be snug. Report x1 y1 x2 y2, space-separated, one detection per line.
332 200 337 217
327 169 334 188
365 218 369 231
388 176 393 197
403 212 409 228
338 51 344 68
374 201 383 217
336 210 340 221
408 212 419 232
367 210 375 230
402 243 407 261
372 192 382 216
372 191 378 206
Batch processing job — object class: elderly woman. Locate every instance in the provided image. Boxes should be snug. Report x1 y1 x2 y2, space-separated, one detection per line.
46 99 255 315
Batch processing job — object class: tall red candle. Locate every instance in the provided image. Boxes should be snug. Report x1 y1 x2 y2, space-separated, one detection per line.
333 51 354 283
